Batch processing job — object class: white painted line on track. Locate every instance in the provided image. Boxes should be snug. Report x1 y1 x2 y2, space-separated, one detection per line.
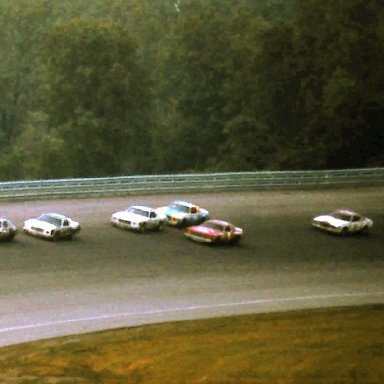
1 291 383 334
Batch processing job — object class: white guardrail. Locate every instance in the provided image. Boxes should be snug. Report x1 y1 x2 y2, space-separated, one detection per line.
0 168 383 200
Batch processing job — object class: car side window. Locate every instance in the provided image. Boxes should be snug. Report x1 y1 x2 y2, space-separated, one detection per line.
3 221 8 228
352 216 360 222
225 226 231 232
63 219 69 226
191 207 197 214
150 212 156 219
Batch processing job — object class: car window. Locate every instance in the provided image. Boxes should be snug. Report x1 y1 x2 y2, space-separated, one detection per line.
171 203 189 213
39 214 62 227
128 207 149 217
191 207 197 214
63 219 69 226
202 221 223 231
150 212 156 219
332 212 352 221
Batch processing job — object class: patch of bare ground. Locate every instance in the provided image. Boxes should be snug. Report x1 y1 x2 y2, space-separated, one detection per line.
0 305 383 384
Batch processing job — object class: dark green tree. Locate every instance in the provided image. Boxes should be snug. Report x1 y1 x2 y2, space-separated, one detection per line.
44 17 155 177
286 0 384 168
162 0 236 171
0 1 52 149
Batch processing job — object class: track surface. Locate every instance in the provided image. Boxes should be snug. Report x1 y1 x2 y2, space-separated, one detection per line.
0 188 383 347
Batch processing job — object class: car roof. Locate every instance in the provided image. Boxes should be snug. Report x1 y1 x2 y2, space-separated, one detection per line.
43 212 67 220
208 219 230 226
172 201 195 207
333 209 359 216
0 217 14 222
130 205 154 212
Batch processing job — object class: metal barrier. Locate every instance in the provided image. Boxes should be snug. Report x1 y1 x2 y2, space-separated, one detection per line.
0 168 383 200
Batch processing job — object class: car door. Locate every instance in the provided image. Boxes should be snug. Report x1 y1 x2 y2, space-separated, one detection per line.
61 219 71 236
3 220 10 235
147 211 157 229
351 215 363 232
223 225 233 242
190 206 200 223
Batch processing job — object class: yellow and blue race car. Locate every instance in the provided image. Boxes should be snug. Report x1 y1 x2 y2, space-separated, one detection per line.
156 200 209 227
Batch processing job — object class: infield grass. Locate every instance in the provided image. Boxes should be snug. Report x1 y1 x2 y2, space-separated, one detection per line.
0 305 383 383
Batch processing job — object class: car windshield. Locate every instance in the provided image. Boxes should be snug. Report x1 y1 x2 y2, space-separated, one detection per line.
331 212 352 221
169 203 190 213
201 221 224 231
127 207 149 217
38 214 62 227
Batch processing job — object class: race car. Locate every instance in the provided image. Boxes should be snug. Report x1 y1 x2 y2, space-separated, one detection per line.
185 219 243 244
0 218 17 241
312 209 373 235
156 200 209 227
23 212 81 240
110 205 164 233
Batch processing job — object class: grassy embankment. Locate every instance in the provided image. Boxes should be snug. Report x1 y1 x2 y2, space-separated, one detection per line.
0 305 383 383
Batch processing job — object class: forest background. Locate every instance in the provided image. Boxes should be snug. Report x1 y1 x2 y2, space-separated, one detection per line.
0 0 383 180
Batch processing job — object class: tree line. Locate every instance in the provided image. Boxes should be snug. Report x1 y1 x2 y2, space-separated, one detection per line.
0 0 383 180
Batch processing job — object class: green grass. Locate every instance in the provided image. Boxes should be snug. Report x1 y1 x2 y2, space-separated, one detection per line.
0 305 383 383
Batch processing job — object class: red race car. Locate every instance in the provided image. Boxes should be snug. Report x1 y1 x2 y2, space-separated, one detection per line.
185 219 243 245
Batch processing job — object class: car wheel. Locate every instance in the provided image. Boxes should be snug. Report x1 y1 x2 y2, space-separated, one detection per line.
157 222 164 231
341 227 348 236
51 231 59 241
139 223 146 233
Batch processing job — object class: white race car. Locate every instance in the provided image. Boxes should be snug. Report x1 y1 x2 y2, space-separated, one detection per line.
23 213 81 240
312 209 373 235
0 218 17 241
110 205 164 233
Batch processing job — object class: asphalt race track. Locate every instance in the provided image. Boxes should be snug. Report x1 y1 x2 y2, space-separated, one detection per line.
0 188 383 347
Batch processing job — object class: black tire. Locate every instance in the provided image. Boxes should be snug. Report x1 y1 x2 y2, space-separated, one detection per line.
139 223 146 233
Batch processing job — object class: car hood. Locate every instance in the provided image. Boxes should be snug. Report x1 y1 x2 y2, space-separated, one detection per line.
113 211 148 223
25 218 57 231
313 215 347 228
164 208 187 219
189 226 221 236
